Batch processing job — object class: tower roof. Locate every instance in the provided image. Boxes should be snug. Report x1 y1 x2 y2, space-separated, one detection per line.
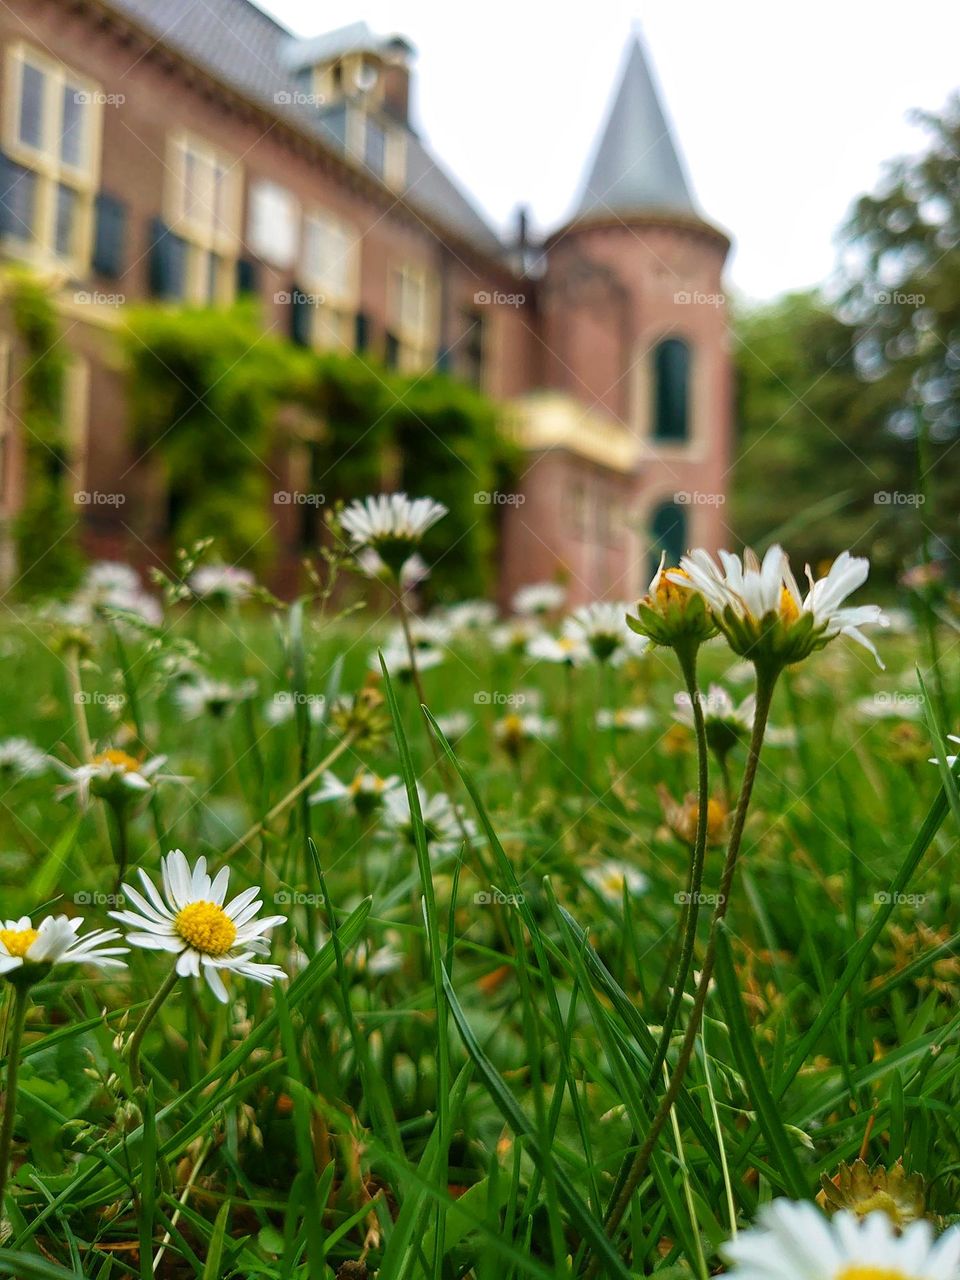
575 36 696 221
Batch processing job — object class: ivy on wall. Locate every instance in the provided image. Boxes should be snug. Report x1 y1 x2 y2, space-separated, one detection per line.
123 302 517 597
9 273 83 594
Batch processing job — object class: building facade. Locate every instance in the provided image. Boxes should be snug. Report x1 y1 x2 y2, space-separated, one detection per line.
0 0 732 605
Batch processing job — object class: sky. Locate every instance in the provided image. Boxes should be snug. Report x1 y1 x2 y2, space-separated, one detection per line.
256 0 960 301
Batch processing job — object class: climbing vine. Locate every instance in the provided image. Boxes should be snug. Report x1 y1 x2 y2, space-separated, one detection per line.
9 272 83 595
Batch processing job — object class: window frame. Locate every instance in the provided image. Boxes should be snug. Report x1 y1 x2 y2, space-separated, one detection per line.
300 208 360 351
165 132 242 305
388 262 439 372
1 42 102 273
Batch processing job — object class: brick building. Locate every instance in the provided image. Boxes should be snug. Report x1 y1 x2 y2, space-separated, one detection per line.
0 0 732 604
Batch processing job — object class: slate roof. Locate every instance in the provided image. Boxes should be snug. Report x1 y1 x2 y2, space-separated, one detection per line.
103 0 506 259
575 36 696 220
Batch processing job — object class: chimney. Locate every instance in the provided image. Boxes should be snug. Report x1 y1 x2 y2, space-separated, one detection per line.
381 36 415 126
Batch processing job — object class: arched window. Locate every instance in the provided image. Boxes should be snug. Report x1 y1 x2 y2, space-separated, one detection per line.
652 338 690 441
650 500 687 577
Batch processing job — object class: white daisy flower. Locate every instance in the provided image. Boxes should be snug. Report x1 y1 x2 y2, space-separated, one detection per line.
721 1198 960 1280
527 630 591 667
493 712 558 756
374 644 445 679
357 548 430 588
596 707 654 732
340 493 447 577
512 582 567 616
0 737 49 780
175 677 258 720
309 769 400 817
929 734 960 768
74 561 163 629
441 600 498 635
56 750 186 810
563 602 649 666
188 564 255 603
386 615 453 649
491 619 538 655
85 561 142 595
0 915 127 980
671 546 887 667
110 850 287 1003
433 712 473 743
380 785 476 858
674 685 756 732
584 860 648 904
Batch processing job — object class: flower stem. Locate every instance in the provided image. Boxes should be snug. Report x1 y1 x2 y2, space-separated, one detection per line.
589 664 778 1274
107 802 130 895
128 967 180 1091
0 984 30 1217
649 642 709 1084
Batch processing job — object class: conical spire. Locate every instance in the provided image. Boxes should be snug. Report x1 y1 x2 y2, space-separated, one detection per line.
575 36 695 219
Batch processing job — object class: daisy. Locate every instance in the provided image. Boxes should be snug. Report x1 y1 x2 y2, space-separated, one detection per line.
357 548 430 588
929 734 960 768
188 564 255 604
374 644 445 679
596 707 654 732
386 615 453 650
433 712 473 743
0 737 49 781
56 750 185 809
340 493 447 577
670 546 887 668
491 619 538 655
512 582 566 617
175 677 258 720
380 784 476 859
441 600 498 635
584 860 648 904
627 553 716 649
674 684 756 757
493 712 558 759
309 769 400 817
563 602 649 666
110 850 287 1002
0 915 127 982
721 1198 960 1280
527 630 591 667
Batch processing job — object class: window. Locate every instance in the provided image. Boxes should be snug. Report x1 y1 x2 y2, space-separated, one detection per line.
247 180 298 269
460 309 484 387
652 338 690 442
346 109 406 187
166 134 241 303
1 44 102 270
650 500 687 576
388 263 438 372
302 210 359 350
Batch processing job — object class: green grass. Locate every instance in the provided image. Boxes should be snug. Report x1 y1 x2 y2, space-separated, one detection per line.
0 597 955 1277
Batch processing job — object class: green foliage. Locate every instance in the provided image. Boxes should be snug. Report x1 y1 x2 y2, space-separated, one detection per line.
123 303 513 591
9 273 83 595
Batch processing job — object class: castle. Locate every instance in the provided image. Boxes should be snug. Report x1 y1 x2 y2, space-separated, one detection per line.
0 0 732 604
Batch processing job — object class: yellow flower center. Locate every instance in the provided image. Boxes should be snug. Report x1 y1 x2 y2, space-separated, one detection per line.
0 927 38 957
174 902 236 956
779 586 802 625
836 1269 914 1280
91 749 142 772
652 567 690 609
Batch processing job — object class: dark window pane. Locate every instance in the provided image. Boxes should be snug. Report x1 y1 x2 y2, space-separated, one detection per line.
61 85 86 167
0 161 37 241
384 331 400 369
19 62 45 150
650 501 687 576
653 338 690 440
92 192 126 277
55 184 79 257
365 119 385 176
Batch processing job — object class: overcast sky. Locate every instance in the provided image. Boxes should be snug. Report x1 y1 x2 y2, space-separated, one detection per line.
258 0 959 301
